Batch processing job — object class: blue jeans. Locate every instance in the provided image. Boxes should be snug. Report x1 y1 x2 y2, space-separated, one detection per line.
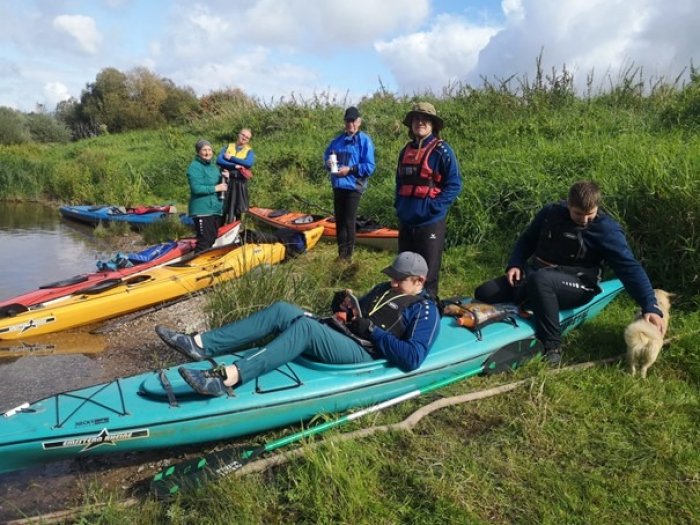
201 301 374 385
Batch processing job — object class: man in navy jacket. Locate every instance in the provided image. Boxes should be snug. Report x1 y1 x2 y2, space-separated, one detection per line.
474 181 664 365
156 252 440 396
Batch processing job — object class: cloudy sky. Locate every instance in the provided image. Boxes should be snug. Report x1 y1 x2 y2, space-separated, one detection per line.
1 0 699 112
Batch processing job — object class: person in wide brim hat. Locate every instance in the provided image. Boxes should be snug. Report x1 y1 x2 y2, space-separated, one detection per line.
402 102 444 136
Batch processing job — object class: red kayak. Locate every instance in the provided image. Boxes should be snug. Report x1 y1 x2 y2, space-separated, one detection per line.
248 207 398 251
0 221 240 318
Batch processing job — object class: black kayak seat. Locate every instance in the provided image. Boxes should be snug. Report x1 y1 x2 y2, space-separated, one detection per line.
39 275 89 289
78 278 123 295
0 303 29 319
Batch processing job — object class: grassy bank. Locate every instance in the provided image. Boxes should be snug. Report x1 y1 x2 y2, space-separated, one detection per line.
2 79 700 522
54 247 700 524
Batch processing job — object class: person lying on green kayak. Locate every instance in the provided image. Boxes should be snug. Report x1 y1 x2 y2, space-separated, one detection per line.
156 252 441 396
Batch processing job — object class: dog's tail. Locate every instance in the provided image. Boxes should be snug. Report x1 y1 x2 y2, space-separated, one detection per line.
624 319 660 354
625 319 664 378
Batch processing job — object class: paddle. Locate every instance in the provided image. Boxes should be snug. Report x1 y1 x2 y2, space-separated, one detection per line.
290 193 387 232
291 193 334 217
149 338 541 500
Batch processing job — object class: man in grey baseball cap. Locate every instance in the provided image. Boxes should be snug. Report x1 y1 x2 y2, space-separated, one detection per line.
382 251 429 281
159 251 440 397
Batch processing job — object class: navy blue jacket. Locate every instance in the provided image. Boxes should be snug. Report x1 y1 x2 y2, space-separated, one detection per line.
394 134 462 226
508 203 661 316
359 283 440 371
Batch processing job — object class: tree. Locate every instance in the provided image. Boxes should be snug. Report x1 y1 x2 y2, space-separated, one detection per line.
0 107 30 144
80 67 130 133
161 79 200 124
26 113 71 143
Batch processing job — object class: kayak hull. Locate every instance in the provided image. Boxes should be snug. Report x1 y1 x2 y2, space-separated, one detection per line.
248 207 398 251
59 205 186 228
0 280 624 473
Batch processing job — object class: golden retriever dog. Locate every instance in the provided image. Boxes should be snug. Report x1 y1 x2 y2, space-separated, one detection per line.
624 289 673 378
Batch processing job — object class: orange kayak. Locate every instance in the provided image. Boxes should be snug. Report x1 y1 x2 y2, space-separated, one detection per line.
248 207 397 251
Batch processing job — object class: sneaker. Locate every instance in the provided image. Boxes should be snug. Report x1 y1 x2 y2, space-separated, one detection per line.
155 325 207 361
178 366 228 396
543 349 562 366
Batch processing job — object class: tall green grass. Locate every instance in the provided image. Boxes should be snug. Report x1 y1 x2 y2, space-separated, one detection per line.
1 76 697 295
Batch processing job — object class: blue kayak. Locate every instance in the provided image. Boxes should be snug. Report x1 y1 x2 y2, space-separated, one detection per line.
59 205 189 228
0 280 624 474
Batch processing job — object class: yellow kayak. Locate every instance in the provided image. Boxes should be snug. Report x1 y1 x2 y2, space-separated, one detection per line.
0 227 323 340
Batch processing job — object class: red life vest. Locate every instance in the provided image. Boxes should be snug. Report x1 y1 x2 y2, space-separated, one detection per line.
397 139 444 199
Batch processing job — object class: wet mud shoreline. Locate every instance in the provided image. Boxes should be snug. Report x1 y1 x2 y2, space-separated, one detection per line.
0 294 211 523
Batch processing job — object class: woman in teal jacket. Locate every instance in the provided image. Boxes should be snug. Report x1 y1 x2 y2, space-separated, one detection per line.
187 139 228 252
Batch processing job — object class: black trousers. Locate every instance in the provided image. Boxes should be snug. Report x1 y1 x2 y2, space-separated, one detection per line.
333 188 362 259
474 268 597 350
398 219 446 298
193 215 222 253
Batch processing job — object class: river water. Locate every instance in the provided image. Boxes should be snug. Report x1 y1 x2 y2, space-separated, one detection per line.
0 202 133 520
0 202 113 410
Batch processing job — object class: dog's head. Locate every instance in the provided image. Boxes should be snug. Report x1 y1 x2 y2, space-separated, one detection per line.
653 289 675 317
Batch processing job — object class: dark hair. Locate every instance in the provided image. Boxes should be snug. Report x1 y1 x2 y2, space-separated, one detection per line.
568 181 602 210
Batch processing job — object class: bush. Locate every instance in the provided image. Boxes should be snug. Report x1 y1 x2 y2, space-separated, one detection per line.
0 107 30 144
26 113 71 143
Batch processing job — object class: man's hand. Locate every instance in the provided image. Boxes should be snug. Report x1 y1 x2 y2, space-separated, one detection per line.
506 267 522 287
644 312 666 336
350 318 375 339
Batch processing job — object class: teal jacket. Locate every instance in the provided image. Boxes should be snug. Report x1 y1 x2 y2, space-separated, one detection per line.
187 156 223 216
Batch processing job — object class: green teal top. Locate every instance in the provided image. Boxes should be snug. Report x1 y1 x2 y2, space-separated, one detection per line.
187 156 223 216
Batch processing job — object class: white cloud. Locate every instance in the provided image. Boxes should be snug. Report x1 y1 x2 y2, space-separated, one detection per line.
165 0 430 55
369 0 700 95
43 82 72 107
53 14 103 55
2 0 700 112
155 0 433 101
169 47 319 101
470 0 700 91
375 15 500 94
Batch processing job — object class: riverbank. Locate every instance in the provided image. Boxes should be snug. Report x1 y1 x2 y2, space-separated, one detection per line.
0 292 211 523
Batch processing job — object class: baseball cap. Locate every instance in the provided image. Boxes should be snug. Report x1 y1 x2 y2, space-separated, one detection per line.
382 252 428 280
344 106 360 121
